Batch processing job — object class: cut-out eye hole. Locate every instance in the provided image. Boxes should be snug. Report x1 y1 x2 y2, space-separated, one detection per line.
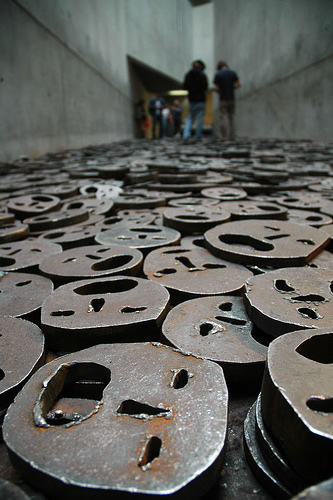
296 333 333 364
274 279 295 292
171 369 189 389
297 307 320 320
219 302 233 311
121 306 147 313
88 298 105 313
0 257 15 266
117 400 169 417
0 369 5 381
62 257 77 263
15 280 32 287
203 263 227 269
306 397 333 414
199 322 222 336
51 310 75 317
297 239 315 245
330 281 333 294
292 294 326 303
153 268 177 277
138 436 162 469
215 315 247 326
34 362 111 428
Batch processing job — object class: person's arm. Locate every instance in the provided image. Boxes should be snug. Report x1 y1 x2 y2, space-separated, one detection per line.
234 80 241 89
214 83 220 93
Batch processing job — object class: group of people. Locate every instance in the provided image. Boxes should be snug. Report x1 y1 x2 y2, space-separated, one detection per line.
147 97 184 139
142 58 241 142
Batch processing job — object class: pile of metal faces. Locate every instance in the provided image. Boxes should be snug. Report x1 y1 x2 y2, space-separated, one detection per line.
0 136 332 499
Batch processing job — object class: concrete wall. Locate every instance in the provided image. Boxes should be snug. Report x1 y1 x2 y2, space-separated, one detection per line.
213 0 333 141
0 0 193 161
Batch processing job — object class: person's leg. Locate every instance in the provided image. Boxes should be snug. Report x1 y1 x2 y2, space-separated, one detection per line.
228 101 236 140
219 100 228 140
161 116 167 138
152 115 157 139
194 102 205 140
183 103 195 139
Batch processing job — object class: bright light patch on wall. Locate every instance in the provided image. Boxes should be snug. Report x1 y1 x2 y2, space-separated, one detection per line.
167 90 188 96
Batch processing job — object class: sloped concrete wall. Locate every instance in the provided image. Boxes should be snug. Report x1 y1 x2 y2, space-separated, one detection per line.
0 0 193 161
213 0 333 141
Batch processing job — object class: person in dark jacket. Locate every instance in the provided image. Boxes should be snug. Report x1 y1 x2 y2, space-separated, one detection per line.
182 60 208 141
214 60 241 140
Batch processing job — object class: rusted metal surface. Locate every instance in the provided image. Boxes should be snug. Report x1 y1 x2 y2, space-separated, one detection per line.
0 316 45 411
286 208 332 227
39 244 143 284
204 219 330 267
0 238 62 271
41 276 170 351
161 296 266 387
3 342 228 499
62 197 115 216
95 224 181 253
0 272 53 318
163 206 231 234
168 196 221 208
243 268 333 336
261 327 333 483
144 245 252 301
112 189 166 208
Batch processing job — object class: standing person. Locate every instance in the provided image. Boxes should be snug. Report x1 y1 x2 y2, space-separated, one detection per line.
182 60 208 142
162 104 172 138
171 99 183 137
214 60 241 140
134 99 148 138
148 93 165 139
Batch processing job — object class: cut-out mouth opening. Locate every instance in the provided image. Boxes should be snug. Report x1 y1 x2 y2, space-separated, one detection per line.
296 333 333 364
74 278 138 295
218 234 274 252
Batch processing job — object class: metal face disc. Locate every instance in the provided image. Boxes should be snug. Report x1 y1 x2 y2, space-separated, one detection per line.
38 224 100 248
0 238 62 271
286 209 332 227
41 276 170 351
162 206 230 234
39 245 143 284
0 272 53 318
7 194 61 217
217 201 288 220
243 268 333 336
144 246 252 301
204 219 329 267
0 316 45 411
62 198 115 216
95 224 181 253
24 207 89 232
3 343 228 499
201 186 248 201
261 328 333 484
168 197 221 208
162 296 266 386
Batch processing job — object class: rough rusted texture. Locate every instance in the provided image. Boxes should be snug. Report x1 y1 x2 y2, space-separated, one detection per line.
62 197 115 216
162 206 231 234
39 244 143 284
260 328 333 483
38 223 100 249
286 208 332 228
41 276 170 351
204 219 329 267
95 224 181 253
0 316 45 411
0 272 53 318
243 268 333 336
161 296 266 387
144 245 252 301
0 238 62 271
3 343 228 499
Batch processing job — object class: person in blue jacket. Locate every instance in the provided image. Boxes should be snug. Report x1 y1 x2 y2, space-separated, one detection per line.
148 93 165 139
214 60 241 140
